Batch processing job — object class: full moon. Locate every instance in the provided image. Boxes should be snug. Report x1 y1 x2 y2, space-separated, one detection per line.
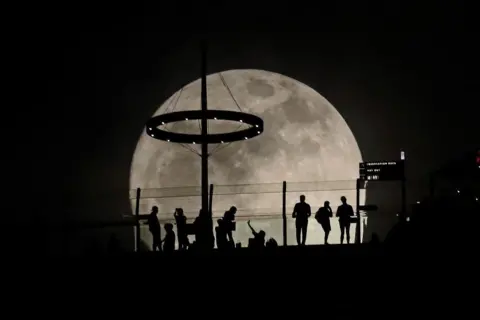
130 69 366 247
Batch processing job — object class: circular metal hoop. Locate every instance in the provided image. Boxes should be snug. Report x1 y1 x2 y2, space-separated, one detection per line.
146 110 264 144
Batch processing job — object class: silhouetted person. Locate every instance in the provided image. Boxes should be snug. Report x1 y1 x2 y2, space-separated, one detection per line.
336 196 354 244
162 223 175 253
146 206 161 251
292 195 311 245
223 206 237 244
247 220 266 249
315 201 333 244
174 208 189 250
215 219 228 249
266 238 278 248
194 209 214 250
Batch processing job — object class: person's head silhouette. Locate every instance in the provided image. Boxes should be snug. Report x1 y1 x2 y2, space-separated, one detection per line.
300 195 306 203
324 201 330 208
217 219 223 226
151 206 158 214
165 223 174 232
176 208 184 216
258 230 266 239
341 196 347 204
266 238 278 247
229 206 237 214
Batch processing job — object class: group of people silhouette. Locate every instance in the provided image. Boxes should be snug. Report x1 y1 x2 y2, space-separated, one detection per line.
145 194 355 252
146 206 189 252
294 194 355 245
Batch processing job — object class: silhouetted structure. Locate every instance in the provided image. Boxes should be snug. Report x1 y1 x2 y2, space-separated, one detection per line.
316 201 333 244
292 195 311 245
336 196 354 244
386 193 479 249
146 206 162 251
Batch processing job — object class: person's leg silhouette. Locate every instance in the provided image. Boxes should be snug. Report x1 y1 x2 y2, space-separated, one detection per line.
153 233 161 251
301 224 307 245
345 222 351 244
296 226 301 245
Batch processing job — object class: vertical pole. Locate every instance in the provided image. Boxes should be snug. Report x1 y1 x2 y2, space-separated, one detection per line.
200 39 213 247
401 177 407 222
201 41 209 215
401 160 407 222
282 181 287 247
209 184 214 216
355 179 361 244
135 188 141 252
209 183 214 248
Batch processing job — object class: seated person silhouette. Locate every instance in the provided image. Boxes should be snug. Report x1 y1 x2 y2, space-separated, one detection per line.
336 196 354 244
247 220 266 249
292 195 311 246
223 206 237 244
215 219 229 249
315 201 333 244
174 208 189 250
266 238 278 248
162 223 175 253
146 206 161 252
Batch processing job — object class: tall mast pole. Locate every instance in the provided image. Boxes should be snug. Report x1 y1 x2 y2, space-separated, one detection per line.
200 40 211 242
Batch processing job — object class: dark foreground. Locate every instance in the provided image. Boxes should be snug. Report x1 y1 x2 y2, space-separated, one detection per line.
56 242 467 280
8 243 473 316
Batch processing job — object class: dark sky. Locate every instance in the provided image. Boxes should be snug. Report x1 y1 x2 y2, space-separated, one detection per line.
11 2 475 225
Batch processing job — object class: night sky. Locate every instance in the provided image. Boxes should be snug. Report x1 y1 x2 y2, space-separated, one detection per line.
11 2 475 234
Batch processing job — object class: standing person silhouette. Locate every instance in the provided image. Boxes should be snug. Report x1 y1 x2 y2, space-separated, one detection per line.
194 209 214 250
162 223 176 253
146 206 161 251
336 196 354 244
292 195 311 246
215 219 228 249
174 208 188 250
315 201 333 244
223 206 237 245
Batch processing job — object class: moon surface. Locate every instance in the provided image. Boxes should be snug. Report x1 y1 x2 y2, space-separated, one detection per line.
130 69 366 247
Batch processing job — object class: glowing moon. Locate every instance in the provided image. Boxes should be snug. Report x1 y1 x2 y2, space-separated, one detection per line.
131 69 365 247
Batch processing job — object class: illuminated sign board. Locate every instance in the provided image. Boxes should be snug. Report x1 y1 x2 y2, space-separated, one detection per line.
359 161 405 181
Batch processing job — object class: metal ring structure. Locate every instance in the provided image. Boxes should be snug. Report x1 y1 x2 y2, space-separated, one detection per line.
145 110 264 144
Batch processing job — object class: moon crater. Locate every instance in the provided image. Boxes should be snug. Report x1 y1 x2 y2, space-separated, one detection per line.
246 79 275 98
